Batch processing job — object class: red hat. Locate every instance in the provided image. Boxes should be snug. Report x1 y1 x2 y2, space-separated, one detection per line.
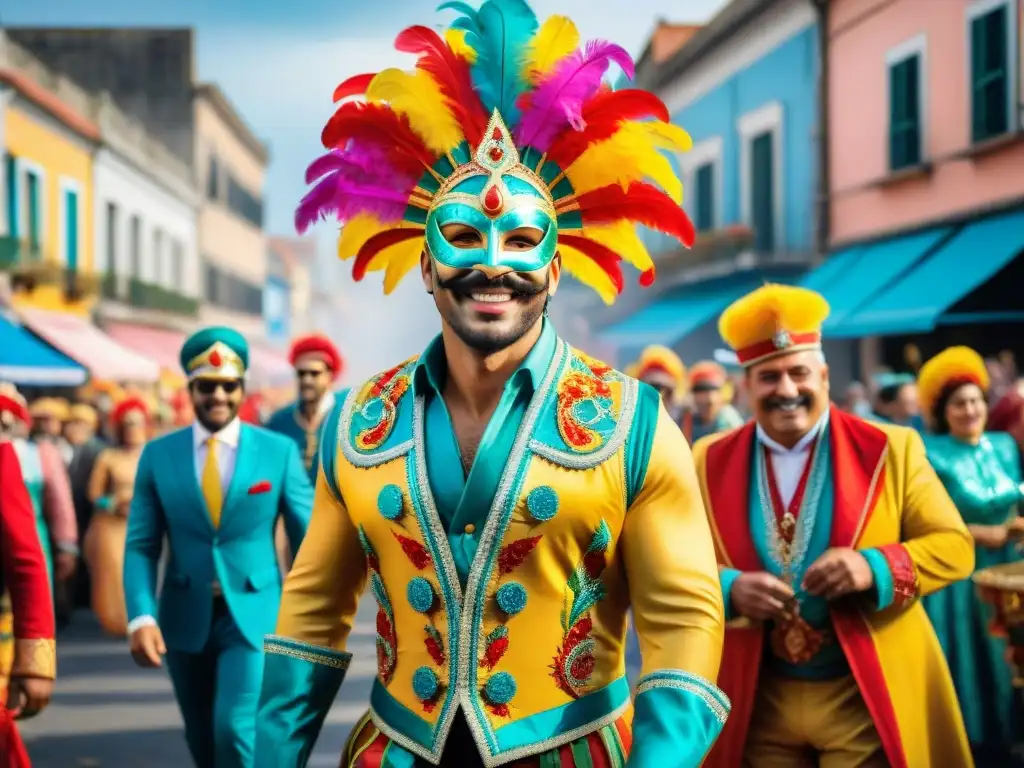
289 334 343 379
0 384 30 427
110 396 150 427
688 361 727 390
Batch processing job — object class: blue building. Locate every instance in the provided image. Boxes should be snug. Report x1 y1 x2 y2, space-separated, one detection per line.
584 0 856 383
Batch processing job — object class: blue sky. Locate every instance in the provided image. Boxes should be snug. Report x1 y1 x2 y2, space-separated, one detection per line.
3 0 727 236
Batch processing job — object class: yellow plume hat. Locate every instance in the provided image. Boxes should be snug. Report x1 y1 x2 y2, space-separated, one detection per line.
917 346 989 417
719 284 830 367
626 345 687 390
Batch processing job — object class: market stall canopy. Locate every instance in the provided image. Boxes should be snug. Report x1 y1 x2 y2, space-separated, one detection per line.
104 321 187 387
19 307 160 383
0 311 87 386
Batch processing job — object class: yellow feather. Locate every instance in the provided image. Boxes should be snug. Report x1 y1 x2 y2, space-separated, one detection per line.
337 213 389 261
582 222 653 273
383 238 424 294
366 68 463 154
445 29 478 63
523 16 579 83
564 121 692 202
559 246 616 305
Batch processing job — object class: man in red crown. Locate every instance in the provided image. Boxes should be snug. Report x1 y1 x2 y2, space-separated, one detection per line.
0 440 57 768
692 284 975 767
265 333 344 486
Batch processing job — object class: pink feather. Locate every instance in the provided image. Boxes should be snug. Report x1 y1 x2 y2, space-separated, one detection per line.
295 151 416 234
514 40 635 152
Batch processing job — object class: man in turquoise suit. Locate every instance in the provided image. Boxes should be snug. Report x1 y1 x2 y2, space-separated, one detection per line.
265 333 343 485
124 326 313 768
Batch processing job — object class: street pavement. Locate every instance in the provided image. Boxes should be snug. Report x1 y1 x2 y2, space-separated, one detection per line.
20 600 380 768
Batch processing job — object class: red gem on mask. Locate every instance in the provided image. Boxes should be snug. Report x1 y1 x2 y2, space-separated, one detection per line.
492 127 502 140
488 146 503 162
209 350 222 367
482 185 503 214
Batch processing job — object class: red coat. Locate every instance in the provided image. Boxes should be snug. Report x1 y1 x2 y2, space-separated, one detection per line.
0 441 56 768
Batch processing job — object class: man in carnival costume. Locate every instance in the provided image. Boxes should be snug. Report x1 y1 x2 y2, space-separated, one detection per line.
256 2 729 767
625 344 687 419
266 333 345 485
687 361 744 443
692 284 975 768
0 441 57 768
124 327 313 768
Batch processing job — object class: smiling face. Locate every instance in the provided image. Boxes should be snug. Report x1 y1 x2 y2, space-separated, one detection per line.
942 382 987 440
422 220 560 355
190 377 244 432
747 349 830 446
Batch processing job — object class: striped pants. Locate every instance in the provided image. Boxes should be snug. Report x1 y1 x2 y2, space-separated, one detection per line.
345 710 633 767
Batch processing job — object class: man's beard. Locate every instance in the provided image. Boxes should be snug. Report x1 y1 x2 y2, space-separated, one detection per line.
435 269 549 355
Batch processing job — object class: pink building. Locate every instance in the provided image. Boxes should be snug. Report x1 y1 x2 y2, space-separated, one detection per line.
809 0 1024 370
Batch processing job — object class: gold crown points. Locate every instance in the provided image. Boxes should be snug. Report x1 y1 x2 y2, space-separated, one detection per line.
188 341 242 373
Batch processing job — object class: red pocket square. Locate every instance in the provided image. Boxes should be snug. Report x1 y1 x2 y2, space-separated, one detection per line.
248 481 272 495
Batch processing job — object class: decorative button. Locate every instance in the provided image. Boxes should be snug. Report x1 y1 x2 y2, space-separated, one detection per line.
464 523 476 534
495 582 527 615
483 672 517 705
377 484 404 520
406 577 435 613
526 486 558 522
412 666 439 701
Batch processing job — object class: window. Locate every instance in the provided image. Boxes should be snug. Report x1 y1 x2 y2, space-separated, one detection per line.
152 228 163 284
226 174 264 228
694 163 715 232
171 239 184 288
204 261 263 315
25 170 41 252
105 202 118 274
739 103 782 254
62 186 79 271
969 0 1017 143
887 36 926 171
207 155 219 200
129 215 141 276
4 154 16 239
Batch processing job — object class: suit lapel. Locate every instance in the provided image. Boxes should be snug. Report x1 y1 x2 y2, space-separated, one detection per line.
220 424 258 532
170 428 215 535
704 423 763 571
828 405 889 548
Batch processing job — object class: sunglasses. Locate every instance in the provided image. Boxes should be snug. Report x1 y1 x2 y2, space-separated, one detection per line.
296 369 327 380
194 380 241 396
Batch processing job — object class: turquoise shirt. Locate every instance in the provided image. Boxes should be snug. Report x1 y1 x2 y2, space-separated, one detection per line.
413 321 557 588
691 404 745 443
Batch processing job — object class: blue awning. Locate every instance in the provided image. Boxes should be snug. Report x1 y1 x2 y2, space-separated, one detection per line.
799 246 865 293
0 312 87 386
598 280 753 348
832 208 1024 338
818 227 952 334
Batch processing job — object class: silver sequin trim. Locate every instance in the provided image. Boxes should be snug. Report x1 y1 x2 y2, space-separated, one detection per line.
528 373 639 470
263 635 352 670
635 673 731 724
337 379 414 468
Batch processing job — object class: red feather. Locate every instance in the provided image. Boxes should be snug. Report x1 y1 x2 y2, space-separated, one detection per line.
557 234 625 295
394 25 489 147
353 228 425 281
322 102 435 168
574 183 696 248
333 73 375 102
546 90 670 168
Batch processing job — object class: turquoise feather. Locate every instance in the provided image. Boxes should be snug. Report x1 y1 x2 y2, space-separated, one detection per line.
438 0 538 125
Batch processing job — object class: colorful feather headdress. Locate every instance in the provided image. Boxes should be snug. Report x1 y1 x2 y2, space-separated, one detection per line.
296 0 696 304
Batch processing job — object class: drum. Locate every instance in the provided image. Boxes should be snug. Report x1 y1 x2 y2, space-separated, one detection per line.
974 560 1024 686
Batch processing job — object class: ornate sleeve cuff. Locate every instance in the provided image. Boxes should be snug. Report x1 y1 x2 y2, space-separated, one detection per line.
719 568 742 622
862 545 919 611
628 670 730 768
11 638 56 680
255 636 352 767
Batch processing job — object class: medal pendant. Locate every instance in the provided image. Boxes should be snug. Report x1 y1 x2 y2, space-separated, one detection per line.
770 613 829 664
779 511 796 543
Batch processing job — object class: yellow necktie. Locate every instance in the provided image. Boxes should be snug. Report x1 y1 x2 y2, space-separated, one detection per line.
201 437 223 527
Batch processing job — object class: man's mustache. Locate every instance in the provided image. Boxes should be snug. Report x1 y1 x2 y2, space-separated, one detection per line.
436 269 548 297
763 394 814 411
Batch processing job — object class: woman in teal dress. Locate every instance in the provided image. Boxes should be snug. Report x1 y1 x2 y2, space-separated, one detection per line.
919 346 1024 763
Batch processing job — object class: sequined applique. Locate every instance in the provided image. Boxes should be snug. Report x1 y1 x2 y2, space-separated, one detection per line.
497 535 542 574
352 358 415 452
556 351 617 453
393 531 432 570
552 521 611 698
877 543 920 608
358 526 398 685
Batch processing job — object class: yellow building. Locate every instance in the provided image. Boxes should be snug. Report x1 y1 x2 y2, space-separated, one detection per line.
1 65 98 315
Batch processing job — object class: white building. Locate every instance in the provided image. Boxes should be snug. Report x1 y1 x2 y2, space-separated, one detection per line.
93 93 200 334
